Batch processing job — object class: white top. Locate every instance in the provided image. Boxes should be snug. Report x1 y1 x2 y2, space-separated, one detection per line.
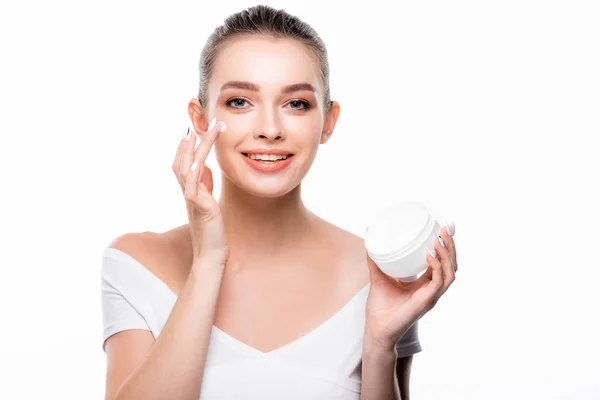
101 247 422 399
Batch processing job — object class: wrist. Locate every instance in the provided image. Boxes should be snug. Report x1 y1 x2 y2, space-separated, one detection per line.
192 256 227 273
188 260 225 295
361 336 398 378
190 256 225 277
363 330 397 358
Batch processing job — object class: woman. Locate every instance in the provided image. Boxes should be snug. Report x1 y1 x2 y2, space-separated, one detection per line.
101 5 457 399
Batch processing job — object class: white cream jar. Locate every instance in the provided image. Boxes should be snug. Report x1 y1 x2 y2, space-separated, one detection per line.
365 200 442 280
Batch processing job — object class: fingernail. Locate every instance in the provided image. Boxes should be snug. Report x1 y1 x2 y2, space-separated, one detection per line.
438 235 446 247
208 117 216 131
183 126 190 140
445 220 455 237
186 126 195 141
427 248 437 258
191 160 198 172
217 121 227 133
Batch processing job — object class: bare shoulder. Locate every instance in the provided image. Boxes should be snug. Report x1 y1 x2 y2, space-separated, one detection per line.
317 217 369 285
106 228 190 295
107 231 165 267
320 218 367 254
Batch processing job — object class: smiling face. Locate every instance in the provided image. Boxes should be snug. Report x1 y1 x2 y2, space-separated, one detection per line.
194 35 340 198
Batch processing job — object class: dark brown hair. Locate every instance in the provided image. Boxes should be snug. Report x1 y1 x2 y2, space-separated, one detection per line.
197 5 332 111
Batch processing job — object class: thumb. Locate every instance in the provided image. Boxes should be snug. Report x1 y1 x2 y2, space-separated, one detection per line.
366 250 389 286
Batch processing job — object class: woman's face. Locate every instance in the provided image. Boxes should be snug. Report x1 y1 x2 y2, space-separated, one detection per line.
193 35 340 198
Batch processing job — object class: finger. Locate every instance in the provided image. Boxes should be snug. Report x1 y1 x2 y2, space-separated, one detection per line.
365 250 391 286
409 245 437 287
439 226 456 272
425 248 444 293
365 249 397 287
409 267 431 298
185 159 201 200
412 251 439 290
194 118 225 167
407 250 444 316
172 127 191 179
442 221 457 272
434 231 455 290
425 248 444 289
180 127 198 182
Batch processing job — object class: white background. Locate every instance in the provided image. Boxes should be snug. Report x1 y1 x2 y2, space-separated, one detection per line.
1 0 599 399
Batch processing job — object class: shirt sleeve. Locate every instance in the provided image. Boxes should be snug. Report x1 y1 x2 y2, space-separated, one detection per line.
101 253 151 353
395 320 422 358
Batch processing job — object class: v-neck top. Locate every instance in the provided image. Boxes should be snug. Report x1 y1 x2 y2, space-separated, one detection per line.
101 247 422 399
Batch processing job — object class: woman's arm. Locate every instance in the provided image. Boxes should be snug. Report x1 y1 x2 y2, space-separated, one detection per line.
106 118 228 399
361 223 457 399
360 340 401 400
105 247 225 400
360 345 413 400
396 356 413 400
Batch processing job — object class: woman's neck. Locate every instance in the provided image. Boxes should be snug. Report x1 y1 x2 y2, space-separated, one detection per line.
217 177 319 263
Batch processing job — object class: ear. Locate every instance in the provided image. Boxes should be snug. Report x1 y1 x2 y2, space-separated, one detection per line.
320 100 341 144
188 97 209 132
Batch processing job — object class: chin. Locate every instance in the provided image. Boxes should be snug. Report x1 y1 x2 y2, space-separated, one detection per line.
231 171 303 198
250 178 303 198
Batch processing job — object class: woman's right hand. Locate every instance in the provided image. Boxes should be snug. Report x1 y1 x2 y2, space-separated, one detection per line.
172 118 229 266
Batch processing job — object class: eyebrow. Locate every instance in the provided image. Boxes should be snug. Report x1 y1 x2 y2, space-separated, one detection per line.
220 81 317 94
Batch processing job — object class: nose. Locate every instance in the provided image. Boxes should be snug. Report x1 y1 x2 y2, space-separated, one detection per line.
253 108 284 141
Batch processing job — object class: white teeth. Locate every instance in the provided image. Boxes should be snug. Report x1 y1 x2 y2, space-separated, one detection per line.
247 153 289 161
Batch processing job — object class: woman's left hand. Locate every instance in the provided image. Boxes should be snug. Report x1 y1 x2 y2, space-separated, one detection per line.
364 222 457 351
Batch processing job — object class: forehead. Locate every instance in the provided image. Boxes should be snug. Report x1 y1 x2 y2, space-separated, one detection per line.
209 35 322 94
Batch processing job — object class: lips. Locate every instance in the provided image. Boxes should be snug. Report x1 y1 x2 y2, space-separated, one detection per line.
241 148 293 155
240 152 295 172
241 153 293 161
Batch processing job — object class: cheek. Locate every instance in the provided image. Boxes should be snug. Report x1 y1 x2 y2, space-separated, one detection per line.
212 112 322 151
280 114 317 129
213 136 234 163
212 132 245 177
281 116 323 144
215 111 253 134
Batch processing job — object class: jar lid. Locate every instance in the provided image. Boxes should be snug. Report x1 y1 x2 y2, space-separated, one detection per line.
365 200 433 258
